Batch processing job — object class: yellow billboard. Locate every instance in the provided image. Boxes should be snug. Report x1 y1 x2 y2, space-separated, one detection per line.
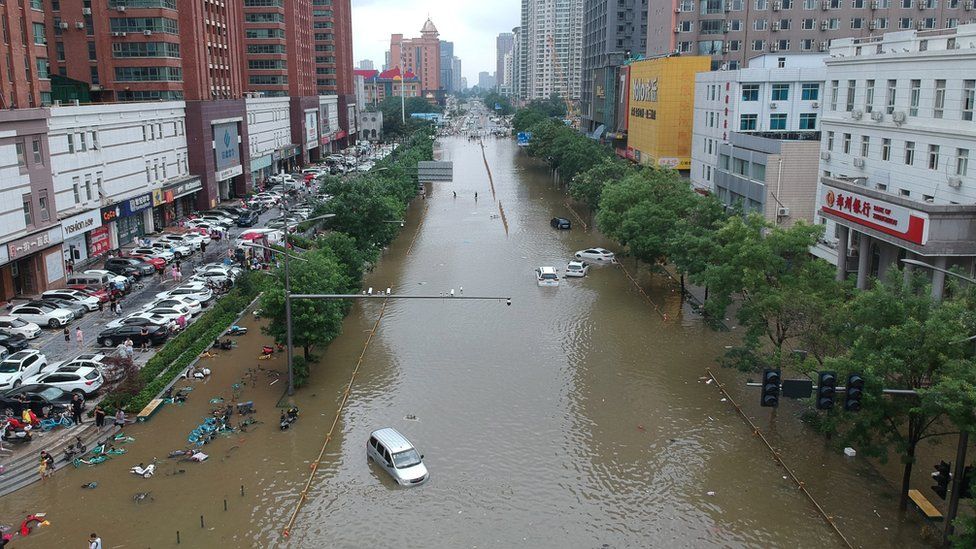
626 56 710 171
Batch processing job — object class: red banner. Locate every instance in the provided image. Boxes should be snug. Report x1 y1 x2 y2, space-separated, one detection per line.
88 226 111 256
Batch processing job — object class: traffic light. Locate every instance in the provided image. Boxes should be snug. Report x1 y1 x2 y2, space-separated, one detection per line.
932 460 952 500
816 371 837 410
760 369 781 408
844 374 865 412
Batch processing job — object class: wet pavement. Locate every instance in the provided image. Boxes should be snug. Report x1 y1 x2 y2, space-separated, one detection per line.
0 132 934 548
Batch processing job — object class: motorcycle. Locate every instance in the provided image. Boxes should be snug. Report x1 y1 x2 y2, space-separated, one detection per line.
130 458 157 479
62 436 87 462
279 407 299 431
2 418 32 443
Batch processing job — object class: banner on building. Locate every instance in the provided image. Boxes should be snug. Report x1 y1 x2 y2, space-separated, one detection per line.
60 209 101 240
820 184 930 245
213 122 241 171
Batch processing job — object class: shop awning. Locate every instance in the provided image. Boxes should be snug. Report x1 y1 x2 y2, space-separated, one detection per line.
589 124 606 140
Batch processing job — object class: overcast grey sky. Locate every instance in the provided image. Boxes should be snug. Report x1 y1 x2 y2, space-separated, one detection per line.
351 0 520 83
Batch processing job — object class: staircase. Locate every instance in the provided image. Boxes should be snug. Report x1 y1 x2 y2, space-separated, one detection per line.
0 424 120 497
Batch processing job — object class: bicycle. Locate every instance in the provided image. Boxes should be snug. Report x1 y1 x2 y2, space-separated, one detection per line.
40 415 73 431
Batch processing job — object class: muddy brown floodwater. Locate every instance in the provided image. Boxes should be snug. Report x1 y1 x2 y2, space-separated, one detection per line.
0 136 933 548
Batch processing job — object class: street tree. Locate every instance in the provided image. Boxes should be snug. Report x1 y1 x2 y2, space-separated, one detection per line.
317 178 405 248
569 158 632 211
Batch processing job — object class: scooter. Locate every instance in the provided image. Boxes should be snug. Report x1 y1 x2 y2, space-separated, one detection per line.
130 458 157 478
62 436 87 462
279 407 299 430
2 419 32 443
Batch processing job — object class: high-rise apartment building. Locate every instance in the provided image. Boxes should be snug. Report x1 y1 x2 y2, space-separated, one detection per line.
45 0 246 102
647 0 971 70
513 25 525 99
0 2 51 108
451 57 462 92
518 0 584 101
440 41 455 93
359 59 374 70
243 0 315 97
496 32 514 91
580 0 648 133
478 71 496 90
390 19 441 94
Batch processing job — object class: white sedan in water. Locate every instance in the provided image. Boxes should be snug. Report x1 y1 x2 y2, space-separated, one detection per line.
574 248 616 264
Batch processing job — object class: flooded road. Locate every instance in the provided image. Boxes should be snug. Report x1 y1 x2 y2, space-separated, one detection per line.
0 135 930 548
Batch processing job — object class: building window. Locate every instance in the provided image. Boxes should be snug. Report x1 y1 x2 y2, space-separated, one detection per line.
843 133 852 154
15 142 25 167
752 40 765 51
771 83 789 101
934 79 946 119
72 177 81 204
740 114 758 130
79 132 87 151
799 112 817 129
827 131 835 151
909 79 920 116
886 80 897 114
957 148 969 176
845 80 856 112
801 83 819 100
864 80 874 112
860 136 870 157
928 144 940 170
770 113 787 129
38 191 49 222
830 80 838 110
882 138 891 161
91 131 98 150
22 196 32 226
741 84 759 101
31 138 41 164
963 80 975 121
905 141 915 165
754 19 768 30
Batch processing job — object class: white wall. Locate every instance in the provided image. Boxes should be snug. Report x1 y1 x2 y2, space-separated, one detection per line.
691 54 825 191
49 102 189 217
245 97 292 160
0 138 32 239
319 95 339 136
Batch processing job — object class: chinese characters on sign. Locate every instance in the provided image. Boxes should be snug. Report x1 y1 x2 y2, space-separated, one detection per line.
7 227 63 260
820 185 929 245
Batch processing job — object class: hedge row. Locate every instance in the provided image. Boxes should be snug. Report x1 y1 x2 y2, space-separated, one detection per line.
102 272 264 414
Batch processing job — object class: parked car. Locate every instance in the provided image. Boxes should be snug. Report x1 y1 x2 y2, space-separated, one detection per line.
196 215 234 228
32 299 86 319
9 303 73 328
574 247 616 263
550 217 571 230
0 384 75 415
218 206 250 217
97 325 169 348
50 353 121 383
143 297 201 316
366 428 429 486
105 313 171 330
26 364 103 397
564 260 589 278
0 333 29 352
236 210 260 227
126 251 168 271
0 350 48 390
155 283 214 304
82 269 134 290
141 305 192 321
102 258 151 278
69 285 113 303
535 266 560 287
157 234 201 251
41 289 100 311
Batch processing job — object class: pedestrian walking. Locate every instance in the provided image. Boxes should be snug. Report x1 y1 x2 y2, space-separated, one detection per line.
94 405 106 428
200 240 207 258
175 267 183 284
38 451 54 480
97 299 104 315
139 327 150 352
114 409 126 427
70 393 83 425
66 259 74 275
176 314 187 331
124 337 134 357
453 191 457 198
63 327 70 349
89 532 102 549
74 327 83 349
113 301 122 317
474 192 478 200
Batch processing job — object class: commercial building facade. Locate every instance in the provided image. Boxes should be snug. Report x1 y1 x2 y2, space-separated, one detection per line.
580 0 648 134
390 19 441 95
814 25 976 299
517 0 585 101
354 68 422 105
648 0 974 70
246 96 295 184
496 32 514 92
624 55 711 171
440 41 455 94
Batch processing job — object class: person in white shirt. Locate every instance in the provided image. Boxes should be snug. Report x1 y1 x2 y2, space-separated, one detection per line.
89 533 102 549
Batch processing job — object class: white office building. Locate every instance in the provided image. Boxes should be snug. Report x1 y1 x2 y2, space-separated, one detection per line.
814 25 976 299
48 102 197 257
519 0 584 100
245 97 294 184
692 54 826 225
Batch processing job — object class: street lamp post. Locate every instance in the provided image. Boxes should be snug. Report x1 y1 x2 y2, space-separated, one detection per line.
900 257 975 547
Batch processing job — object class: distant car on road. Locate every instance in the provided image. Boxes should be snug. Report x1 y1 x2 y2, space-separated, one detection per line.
236 210 260 227
564 261 589 278
366 428 429 486
574 248 616 264
535 266 560 287
550 217 572 230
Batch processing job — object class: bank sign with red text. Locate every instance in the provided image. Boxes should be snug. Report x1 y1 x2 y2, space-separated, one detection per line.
820 184 929 245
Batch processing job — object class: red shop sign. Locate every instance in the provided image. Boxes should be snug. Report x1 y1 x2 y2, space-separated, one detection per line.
88 226 111 256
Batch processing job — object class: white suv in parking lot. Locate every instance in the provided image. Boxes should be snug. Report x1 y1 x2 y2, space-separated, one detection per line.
0 350 48 390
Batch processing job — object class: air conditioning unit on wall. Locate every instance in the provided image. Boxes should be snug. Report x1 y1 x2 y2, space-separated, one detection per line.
777 207 791 217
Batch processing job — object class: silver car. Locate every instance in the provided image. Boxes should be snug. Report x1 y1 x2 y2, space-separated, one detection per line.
366 428 428 486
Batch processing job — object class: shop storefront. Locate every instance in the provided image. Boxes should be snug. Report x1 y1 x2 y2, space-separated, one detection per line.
250 154 273 189
100 193 153 248
213 121 244 202
152 178 203 228
60 209 102 265
272 144 300 176
0 226 65 299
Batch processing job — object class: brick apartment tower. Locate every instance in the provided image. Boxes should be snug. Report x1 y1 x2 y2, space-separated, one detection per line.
313 0 355 147
0 1 52 107
390 19 441 96
243 0 315 97
44 0 245 102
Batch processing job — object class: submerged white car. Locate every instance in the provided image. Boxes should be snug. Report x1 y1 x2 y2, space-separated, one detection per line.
574 247 616 264
535 266 560 287
564 261 589 278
